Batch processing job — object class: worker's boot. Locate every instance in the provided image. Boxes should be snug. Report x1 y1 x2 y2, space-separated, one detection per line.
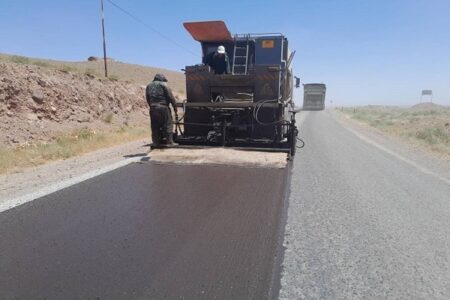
166 133 178 147
151 131 162 149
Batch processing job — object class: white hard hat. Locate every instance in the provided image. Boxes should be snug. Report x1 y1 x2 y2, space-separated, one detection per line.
217 45 226 54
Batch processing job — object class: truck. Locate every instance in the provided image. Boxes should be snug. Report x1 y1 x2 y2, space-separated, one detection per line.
302 83 326 111
174 21 300 156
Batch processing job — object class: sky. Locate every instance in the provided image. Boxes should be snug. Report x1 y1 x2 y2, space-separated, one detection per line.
0 0 449 106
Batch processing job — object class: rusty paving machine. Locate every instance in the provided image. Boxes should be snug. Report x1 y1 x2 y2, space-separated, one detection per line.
174 21 301 156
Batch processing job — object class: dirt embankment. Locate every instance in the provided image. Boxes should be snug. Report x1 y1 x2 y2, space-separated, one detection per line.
0 53 186 92
0 61 146 145
0 60 183 146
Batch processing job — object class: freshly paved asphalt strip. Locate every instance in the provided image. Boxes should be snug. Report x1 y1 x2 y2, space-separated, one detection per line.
280 111 450 299
0 163 289 299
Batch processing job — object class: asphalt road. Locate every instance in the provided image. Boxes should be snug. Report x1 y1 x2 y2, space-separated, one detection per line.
0 163 289 299
280 111 450 299
2 110 450 300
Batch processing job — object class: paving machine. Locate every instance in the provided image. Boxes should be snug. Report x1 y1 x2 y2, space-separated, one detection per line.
174 21 300 156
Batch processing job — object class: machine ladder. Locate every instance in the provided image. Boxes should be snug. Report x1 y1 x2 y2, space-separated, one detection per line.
232 35 250 75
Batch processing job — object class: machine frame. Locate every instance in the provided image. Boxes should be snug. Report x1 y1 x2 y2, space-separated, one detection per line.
174 21 300 156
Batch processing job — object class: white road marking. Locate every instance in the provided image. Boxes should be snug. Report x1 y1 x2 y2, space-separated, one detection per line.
344 125 450 186
0 157 142 213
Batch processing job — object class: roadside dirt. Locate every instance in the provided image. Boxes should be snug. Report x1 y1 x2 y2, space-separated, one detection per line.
0 53 186 90
0 60 145 145
0 139 149 206
0 59 185 146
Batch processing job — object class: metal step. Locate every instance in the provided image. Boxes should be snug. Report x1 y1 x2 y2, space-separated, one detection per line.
232 36 250 75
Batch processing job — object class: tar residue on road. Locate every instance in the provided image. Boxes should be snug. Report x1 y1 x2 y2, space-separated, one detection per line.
0 162 289 299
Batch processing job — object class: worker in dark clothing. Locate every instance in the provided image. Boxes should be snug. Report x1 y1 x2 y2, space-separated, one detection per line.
145 73 178 147
204 45 230 75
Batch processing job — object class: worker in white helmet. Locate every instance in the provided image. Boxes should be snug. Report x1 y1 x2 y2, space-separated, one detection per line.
204 45 230 74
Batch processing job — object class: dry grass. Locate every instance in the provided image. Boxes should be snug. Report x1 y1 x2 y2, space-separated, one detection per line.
108 74 120 81
340 105 450 157
59 65 77 73
9 55 30 64
101 112 114 123
0 126 150 174
84 68 100 77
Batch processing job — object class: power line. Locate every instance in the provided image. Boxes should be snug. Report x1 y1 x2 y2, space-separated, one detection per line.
105 0 198 58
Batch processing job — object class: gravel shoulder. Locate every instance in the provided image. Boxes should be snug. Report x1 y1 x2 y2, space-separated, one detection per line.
334 109 450 180
0 139 150 210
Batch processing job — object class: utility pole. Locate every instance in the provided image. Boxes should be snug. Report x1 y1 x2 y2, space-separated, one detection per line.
100 0 108 77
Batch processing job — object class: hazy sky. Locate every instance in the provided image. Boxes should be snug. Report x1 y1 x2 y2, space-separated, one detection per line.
0 0 449 106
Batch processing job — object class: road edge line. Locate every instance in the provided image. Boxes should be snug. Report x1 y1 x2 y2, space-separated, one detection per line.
0 157 142 213
341 121 450 186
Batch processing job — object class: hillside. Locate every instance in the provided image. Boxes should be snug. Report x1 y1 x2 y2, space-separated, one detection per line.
0 54 187 145
0 53 186 94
